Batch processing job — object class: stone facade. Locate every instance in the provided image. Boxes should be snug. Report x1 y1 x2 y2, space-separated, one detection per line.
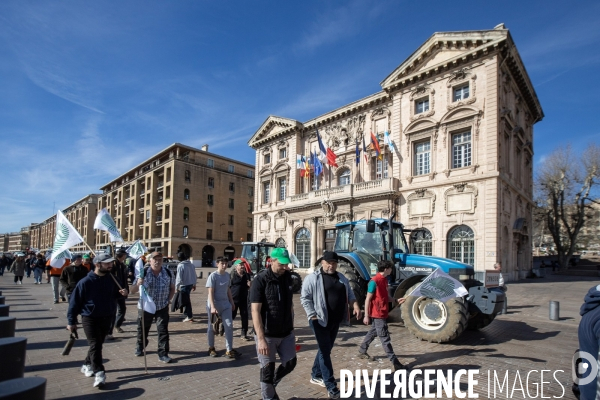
248 25 543 281
97 143 255 266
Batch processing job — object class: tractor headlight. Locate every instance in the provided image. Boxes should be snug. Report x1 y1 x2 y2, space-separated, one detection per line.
459 274 473 281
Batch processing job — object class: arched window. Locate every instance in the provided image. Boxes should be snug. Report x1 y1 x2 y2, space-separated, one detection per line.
184 189 190 200
448 225 475 266
185 170 191 182
183 225 188 237
275 238 286 248
295 228 311 268
338 169 351 186
410 228 433 256
183 207 189 220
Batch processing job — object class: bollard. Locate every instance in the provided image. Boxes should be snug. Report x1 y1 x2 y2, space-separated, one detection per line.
549 301 560 321
0 337 27 382
0 305 9 317
198 271 203 279
0 296 5 305
0 377 47 400
502 297 508 315
0 317 16 338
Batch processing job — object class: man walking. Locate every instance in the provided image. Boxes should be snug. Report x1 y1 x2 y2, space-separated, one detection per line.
175 251 196 322
60 255 90 300
107 249 130 338
206 256 239 358
358 260 405 371
301 251 362 399
231 259 251 340
131 251 175 363
67 253 128 388
250 248 296 400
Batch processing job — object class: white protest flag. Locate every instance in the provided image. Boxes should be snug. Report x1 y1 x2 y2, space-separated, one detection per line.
127 240 147 259
137 266 156 314
94 208 123 242
384 130 396 152
50 249 72 268
50 210 85 265
409 267 469 303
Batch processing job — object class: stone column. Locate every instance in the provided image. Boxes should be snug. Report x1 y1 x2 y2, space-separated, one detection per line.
310 217 318 267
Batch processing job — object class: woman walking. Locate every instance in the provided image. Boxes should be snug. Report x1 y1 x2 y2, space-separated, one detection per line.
9 254 26 284
33 253 46 284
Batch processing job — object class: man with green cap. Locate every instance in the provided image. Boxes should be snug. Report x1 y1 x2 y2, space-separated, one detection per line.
230 259 251 340
250 247 296 400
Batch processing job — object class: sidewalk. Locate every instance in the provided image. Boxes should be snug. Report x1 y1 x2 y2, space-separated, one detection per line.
0 272 592 399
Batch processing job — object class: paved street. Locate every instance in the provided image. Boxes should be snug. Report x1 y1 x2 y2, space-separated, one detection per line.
1 271 594 399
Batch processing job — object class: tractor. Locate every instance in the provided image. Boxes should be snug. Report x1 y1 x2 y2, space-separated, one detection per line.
333 216 504 343
236 241 302 293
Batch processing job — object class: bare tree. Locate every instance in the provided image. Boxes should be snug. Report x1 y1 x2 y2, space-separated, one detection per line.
536 144 600 269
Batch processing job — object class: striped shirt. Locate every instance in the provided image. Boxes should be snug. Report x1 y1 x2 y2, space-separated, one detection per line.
141 267 174 311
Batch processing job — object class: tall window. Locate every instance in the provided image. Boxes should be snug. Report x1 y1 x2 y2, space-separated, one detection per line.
279 178 287 201
229 198 234 209
263 182 270 204
448 225 475 266
248 186 254 197
183 226 188 237
452 131 472 169
453 84 470 102
247 169 254 178
185 170 191 183
338 169 351 185
227 231 233 241
207 194 214 205
146 210 150 222
229 182 235 192
414 141 431 175
247 202 253 212
183 207 189 220
206 229 212 240
207 159 214 168
184 189 190 200
208 178 214 188
264 153 271 164
279 148 287 159
247 233 252 241
207 212 213 223
415 98 429 114
228 215 234 225
310 174 320 191
375 158 389 180
410 229 433 256
295 228 311 267
228 164 234 173
247 218 253 227
275 237 286 248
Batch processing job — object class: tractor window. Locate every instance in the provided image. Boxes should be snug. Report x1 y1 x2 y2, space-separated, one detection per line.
353 226 383 276
393 225 408 253
334 226 351 252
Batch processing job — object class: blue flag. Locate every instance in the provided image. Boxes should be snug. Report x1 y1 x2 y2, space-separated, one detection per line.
316 129 327 161
314 150 323 176
355 140 360 165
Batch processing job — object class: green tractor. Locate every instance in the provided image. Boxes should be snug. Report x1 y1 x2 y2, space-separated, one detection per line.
333 216 504 343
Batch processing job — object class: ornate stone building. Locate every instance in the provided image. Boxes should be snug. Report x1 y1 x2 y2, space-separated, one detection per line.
248 25 543 281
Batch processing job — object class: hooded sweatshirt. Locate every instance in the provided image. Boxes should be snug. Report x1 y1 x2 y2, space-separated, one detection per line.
578 284 600 400
67 271 122 325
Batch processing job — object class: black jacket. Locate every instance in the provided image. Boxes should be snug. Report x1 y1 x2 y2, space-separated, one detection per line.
578 285 600 400
60 264 89 295
230 269 250 303
249 268 294 338
111 260 130 293
67 271 124 325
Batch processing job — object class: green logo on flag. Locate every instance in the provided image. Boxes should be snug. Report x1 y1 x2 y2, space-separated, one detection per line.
52 223 69 253
420 277 455 300
101 214 120 237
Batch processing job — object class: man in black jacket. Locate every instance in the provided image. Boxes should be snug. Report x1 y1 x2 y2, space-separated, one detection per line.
60 255 89 299
67 253 128 388
231 259 251 340
107 249 130 338
250 247 296 400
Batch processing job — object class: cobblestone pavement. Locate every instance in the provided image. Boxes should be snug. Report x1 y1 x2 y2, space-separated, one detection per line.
1 271 595 399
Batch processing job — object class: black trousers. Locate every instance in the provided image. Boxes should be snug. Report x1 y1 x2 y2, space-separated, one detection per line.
232 299 249 333
82 316 112 373
109 297 127 333
136 306 170 357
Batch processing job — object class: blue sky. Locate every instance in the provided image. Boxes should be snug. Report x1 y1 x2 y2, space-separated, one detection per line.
0 0 599 233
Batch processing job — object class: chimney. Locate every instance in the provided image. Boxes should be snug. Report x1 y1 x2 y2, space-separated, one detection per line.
201 144 209 152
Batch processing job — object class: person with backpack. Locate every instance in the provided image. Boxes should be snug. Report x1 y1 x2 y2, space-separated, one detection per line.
175 252 196 322
130 251 175 363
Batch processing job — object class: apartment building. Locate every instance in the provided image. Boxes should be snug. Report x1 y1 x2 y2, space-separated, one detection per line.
0 234 8 252
248 25 543 281
7 229 29 252
97 143 255 266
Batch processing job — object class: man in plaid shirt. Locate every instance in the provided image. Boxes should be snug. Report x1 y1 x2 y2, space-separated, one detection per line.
132 251 175 363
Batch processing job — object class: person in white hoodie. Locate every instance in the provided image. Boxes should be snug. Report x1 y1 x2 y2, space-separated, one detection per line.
175 252 197 322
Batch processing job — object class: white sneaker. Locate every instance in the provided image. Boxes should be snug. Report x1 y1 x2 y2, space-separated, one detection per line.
182 317 193 322
93 371 105 388
80 364 94 377
18 281 22 285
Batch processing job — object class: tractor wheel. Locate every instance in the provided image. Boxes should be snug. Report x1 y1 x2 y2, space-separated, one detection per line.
401 283 468 343
338 263 367 310
290 271 302 293
467 311 496 330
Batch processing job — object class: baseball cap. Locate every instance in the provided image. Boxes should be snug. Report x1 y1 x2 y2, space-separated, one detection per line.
94 253 115 264
116 249 128 256
318 251 339 263
150 251 163 259
270 248 291 264
233 259 243 266
83 254 91 260
73 254 83 260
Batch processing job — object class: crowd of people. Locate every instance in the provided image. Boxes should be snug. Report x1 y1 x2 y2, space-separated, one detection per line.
1 248 408 399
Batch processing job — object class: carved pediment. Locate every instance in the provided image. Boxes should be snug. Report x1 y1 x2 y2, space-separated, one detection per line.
444 183 478 215
249 116 303 148
407 189 436 218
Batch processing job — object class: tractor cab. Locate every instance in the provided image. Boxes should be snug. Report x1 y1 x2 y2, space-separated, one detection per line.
240 241 276 275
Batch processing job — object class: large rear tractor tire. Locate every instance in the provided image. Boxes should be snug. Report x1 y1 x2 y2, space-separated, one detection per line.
338 263 367 311
290 271 302 293
467 311 496 330
401 283 468 343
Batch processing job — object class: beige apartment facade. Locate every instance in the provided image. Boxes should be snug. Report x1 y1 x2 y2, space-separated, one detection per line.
97 143 255 266
248 25 543 282
7 229 29 252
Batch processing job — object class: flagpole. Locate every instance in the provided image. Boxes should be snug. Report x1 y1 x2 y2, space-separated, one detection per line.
82 242 97 257
139 268 148 374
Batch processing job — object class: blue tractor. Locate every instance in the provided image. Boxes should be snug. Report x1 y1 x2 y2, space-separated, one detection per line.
333 216 504 343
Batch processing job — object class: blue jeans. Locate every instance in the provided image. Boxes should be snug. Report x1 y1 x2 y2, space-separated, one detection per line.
179 285 193 319
309 319 339 393
33 267 43 283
